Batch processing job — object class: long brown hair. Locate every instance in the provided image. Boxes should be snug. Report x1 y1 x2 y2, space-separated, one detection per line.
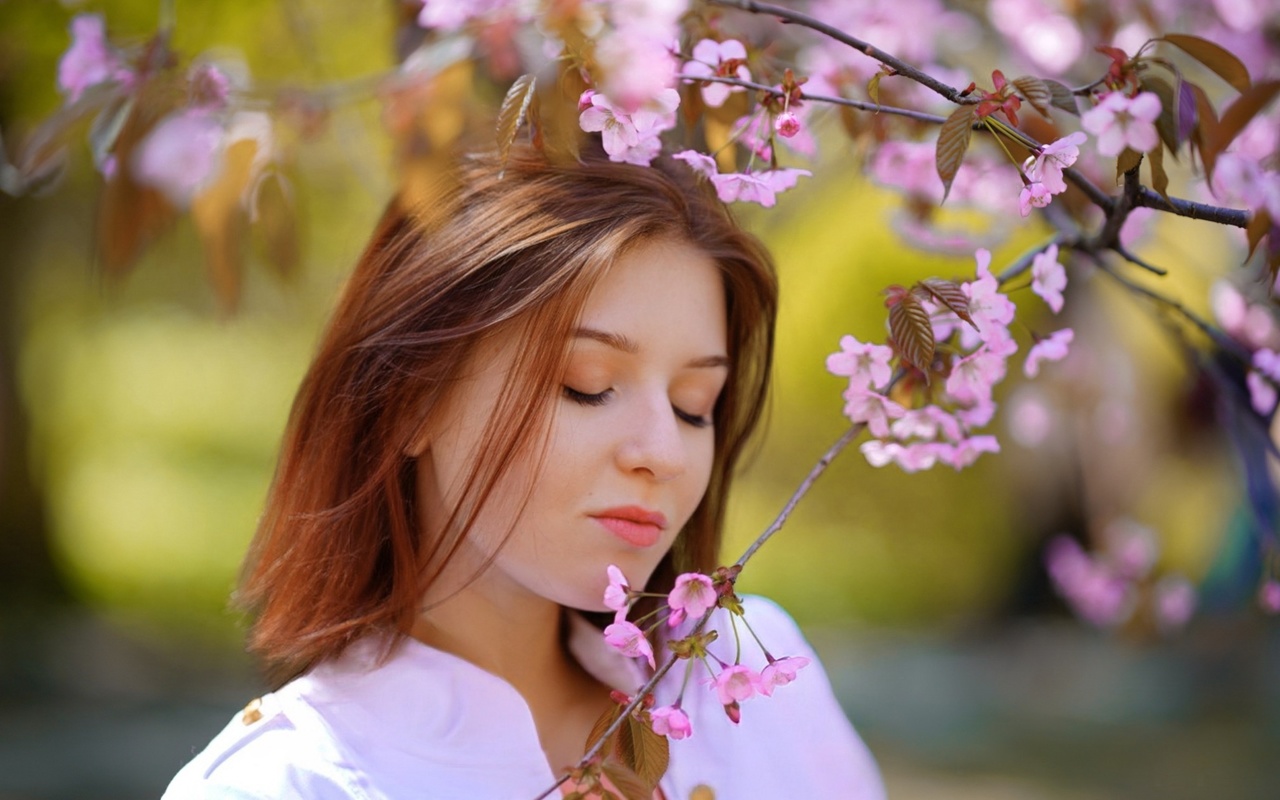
238 143 777 682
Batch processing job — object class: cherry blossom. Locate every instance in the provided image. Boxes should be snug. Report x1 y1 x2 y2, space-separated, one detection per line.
941 435 1001 469
758 655 810 696
962 250 1017 343
579 89 679 166
946 346 1007 405
604 564 631 620
1104 519 1158 581
133 110 225 206
1045 536 1134 628
842 387 906 437
603 620 655 668
667 572 716 627
1253 347 1280 382
895 442 943 472
1025 132 1087 195
1030 244 1067 314
672 149 811 207
683 38 751 108
859 439 903 468
710 664 761 706
1019 181 1052 217
189 63 232 111
650 704 692 739
775 111 801 138
417 0 517 32
826 335 894 391
1081 91 1162 157
58 14 132 103
1153 575 1197 632
1024 329 1074 378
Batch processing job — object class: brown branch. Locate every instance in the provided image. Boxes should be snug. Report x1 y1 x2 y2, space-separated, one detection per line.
706 0 973 105
1134 186 1251 228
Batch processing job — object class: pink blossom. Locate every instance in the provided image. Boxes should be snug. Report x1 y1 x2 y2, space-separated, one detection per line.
1247 371 1277 415
1045 536 1134 628
1153 575 1196 632
826 335 894 390
1008 388 1053 447
603 621 655 668
58 15 132 103
946 346 1007 405
1259 580 1280 614
895 441 943 472
1081 91 1162 156
1019 181 1052 216
188 63 231 111
775 111 801 138
759 655 810 696
604 564 631 619
1025 131 1086 195
1212 152 1280 220
941 435 1000 469
963 249 1017 343
579 89 678 166
1253 348 1280 382
132 110 225 206
842 387 906 437
683 38 751 108
711 664 760 705
595 30 680 115
1030 244 1067 314
650 704 692 739
956 397 997 428
1104 519 1158 581
667 572 716 627
672 149 811 207
1024 328 1074 378
417 0 510 31
859 439 903 468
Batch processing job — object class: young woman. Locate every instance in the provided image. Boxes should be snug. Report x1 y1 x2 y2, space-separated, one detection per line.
162 144 884 799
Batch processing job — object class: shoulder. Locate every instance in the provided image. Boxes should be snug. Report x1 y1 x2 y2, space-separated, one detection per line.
161 692 369 800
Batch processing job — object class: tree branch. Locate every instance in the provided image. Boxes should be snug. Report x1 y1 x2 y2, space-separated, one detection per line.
706 0 972 105
1134 186 1251 228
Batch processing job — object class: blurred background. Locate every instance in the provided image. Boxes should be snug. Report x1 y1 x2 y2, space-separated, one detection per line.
1 2 1278 798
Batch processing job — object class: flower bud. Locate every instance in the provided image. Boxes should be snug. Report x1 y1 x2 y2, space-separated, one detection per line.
774 110 801 138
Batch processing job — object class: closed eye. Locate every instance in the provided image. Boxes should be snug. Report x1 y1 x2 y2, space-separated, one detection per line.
563 386 611 406
674 407 712 428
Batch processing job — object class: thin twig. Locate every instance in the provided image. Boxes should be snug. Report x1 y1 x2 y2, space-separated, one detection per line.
1134 186 1251 228
1111 244 1168 276
707 0 972 105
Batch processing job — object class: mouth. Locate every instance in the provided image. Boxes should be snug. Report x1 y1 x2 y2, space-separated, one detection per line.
590 506 669 548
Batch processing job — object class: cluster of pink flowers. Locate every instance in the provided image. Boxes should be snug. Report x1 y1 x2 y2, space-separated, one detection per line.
1081 91 1162 158
830 247 1074 472
1045 520 1197 631
57 14 134 103
672 150 811 208
1019 133 1087 217
601 565 812 740
579 88 679 166
1213 281 1280 415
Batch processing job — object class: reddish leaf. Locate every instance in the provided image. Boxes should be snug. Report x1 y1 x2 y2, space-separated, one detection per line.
1141 75 1180 155
618 714 669 788
1148 142 1169 200
584 702 623 756
1187 82 1220 176
1208 79 1280 178
1115 147 1142 182
496 73 537 174
1246 208 1271 262
1160 34 1251 94
192 137 260 312
601 763 652 800
1042 79 1079 115
913 278 975 328
888 292 935 372
935 104 976 203
1177 79 1198 144
1012 75 1052 117
251 170 300 277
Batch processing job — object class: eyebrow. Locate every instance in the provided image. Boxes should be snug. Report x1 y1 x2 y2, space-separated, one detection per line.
573 327 730 369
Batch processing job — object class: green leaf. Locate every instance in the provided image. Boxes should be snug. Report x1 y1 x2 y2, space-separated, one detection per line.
1160 34 1251 94
601 763 653 800
935 104 976 203
888 293 935 373
913 278 975 328
495 73 537 174
1012 75 1052 117
1042 79 1079 115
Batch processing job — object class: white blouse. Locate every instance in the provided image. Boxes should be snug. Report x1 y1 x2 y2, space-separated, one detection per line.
162 596 885 799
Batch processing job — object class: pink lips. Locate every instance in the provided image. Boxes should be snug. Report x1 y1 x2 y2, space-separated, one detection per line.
591 506 668 548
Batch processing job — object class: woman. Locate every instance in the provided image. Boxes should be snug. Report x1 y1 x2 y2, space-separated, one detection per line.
163 143 884 798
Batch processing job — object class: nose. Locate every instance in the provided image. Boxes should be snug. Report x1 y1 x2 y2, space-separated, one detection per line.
615 395 688 482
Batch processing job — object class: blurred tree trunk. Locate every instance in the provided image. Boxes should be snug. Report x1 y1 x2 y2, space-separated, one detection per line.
0 194 69 608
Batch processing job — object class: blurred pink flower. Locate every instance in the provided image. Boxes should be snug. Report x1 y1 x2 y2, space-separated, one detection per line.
1030 244 1067 314
1045 536 1134 628
1247 371 1277 415
895 441 943 472
711 664 761 705
963 250 1017 343
946 346 1007 405
667 572 716 627
683 38 750 107
417 0 510 31
1104 519 1158 581
759 655 810 696
1019 181 1052 216
775 111 801 138
579 89 678 166
826 334 894 390
132 109 225 206
1153 575 1197 633
650 704 692 739
1024 328 1074 378
859 439 903 468
58 14 132 103
189 63 231 110
672 149 811 207
941 435 1000 469
1081 92 1161 156
1026 132 1086 195
1259 579 1280 614
842 387 906 437
604 620 655 668
604 564 631 620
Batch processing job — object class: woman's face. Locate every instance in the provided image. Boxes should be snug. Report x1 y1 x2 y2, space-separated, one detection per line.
417 236 728 613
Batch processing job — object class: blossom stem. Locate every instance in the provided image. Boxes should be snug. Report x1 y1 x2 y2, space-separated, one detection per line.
706 0 974 105
738 613 771 658
981 118 1023 170
995 237 1063 285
